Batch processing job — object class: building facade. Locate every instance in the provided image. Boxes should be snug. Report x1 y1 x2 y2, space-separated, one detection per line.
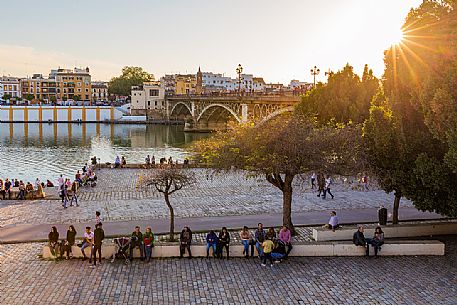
130 82 165 116
91 82 108 103
50 67 92 103
175 74 196 94
0 83 4 100
21 74 57 103
0 77 21 99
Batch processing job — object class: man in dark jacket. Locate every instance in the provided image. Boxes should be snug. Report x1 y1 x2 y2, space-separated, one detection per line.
353 225 369 256
91 223 105 266
254 223 266 257
180 226 192 258
129 226 144 261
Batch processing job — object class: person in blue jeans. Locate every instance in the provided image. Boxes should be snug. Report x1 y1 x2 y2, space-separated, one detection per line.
240 226 252 258
206 230 218 258
254 223 266 257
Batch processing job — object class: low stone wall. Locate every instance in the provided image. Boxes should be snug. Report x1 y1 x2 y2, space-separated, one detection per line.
42 240 445 259
313 222 457 241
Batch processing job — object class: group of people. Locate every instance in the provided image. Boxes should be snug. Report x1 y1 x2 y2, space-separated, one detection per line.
310 173 335 199
353 225 385 257
0 178 45 200
196 223 293 266
48 211 105 267
59 161 98 208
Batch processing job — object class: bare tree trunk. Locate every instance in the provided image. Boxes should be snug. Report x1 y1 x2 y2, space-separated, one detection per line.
164 193 175 241
283 173 295 234
393 191 401 225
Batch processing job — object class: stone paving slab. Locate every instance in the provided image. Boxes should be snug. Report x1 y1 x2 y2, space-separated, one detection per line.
0 169 416 227
0 236 456 305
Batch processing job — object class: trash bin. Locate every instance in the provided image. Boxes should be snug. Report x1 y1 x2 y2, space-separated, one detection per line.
378 206 388 225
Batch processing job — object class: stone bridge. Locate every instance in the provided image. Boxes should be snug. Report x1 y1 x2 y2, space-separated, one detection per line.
166 94 300 131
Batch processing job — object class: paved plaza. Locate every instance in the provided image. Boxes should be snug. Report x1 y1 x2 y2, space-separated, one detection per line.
0 168 415 227
0 236 455 305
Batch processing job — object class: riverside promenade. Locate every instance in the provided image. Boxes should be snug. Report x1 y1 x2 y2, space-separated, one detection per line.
0 168 456 305
0 168 445 242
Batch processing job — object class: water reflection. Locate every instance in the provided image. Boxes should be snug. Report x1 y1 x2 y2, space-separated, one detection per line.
0 123 208 182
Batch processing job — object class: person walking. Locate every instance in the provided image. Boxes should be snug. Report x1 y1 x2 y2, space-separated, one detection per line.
70 180 79 207
323 175 334 199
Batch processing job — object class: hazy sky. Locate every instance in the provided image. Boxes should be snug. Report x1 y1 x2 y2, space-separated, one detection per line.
1 0 422 83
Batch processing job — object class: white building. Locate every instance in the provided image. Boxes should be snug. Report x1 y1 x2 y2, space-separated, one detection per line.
91 82 108 102
131 82 165 115
0 76 21 99
288 79 312 90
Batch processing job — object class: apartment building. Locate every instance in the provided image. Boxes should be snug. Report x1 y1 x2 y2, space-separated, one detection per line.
0 76 21 99
131 82 165 115
50 67 92 103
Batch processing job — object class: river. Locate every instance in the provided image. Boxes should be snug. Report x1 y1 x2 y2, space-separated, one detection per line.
0 123 209 183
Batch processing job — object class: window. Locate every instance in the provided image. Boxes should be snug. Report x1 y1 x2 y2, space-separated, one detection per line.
154 101 157 106
85 88 89 92
85 95 89 99
149 89 159 96
78 88 82 92
148 101 151 106
77 82 81 86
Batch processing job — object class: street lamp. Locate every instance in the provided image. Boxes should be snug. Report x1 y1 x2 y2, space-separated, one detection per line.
236 64 243 95
310 66 320 88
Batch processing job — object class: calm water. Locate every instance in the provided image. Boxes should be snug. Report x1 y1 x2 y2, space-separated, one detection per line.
0 123 209 183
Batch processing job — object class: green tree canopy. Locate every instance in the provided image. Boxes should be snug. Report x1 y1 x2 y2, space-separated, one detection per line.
296 63 379 124
108 66 155 96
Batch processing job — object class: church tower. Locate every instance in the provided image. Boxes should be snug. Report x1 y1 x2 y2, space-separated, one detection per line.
196 66 203 94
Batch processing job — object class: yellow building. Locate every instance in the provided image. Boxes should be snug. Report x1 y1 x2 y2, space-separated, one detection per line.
21 74 57 103
51 67 92 104
175 74 196 95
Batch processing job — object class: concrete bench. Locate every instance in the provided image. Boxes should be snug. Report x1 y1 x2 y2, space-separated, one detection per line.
313 222 457 242
42 240 444 259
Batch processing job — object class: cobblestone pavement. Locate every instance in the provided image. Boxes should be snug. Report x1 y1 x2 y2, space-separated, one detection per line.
0 236 455 305
0 169 414 227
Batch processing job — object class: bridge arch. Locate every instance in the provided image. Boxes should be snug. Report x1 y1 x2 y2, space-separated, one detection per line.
170 102 192 117
197 103 241 123
258 106 295 125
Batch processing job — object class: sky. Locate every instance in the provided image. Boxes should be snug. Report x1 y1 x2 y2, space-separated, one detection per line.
0 0 422 83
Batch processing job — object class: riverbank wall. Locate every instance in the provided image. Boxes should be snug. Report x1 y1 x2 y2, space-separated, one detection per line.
0 105 123 123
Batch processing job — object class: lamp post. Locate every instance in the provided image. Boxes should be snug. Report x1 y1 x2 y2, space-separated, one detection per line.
310 66 320 88
236 64 243 95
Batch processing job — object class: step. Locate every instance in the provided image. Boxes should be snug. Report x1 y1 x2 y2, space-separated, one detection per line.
42 240 444 259
313 222 457 241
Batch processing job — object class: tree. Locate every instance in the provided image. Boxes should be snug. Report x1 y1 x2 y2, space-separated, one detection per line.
296 63 379 125
50 96 57 104
192 115 362 233
141 168 195 241
2 94 12 101
365 0 457 221
73 95 81 102
108 66 155 96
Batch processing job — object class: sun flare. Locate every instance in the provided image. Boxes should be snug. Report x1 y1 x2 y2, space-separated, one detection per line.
390 28 405 45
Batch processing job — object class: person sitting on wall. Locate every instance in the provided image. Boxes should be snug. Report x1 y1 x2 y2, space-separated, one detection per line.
121 156 127 168
48 226 60 257
91 156 97 166
323 211 340 231
114 156 121 168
